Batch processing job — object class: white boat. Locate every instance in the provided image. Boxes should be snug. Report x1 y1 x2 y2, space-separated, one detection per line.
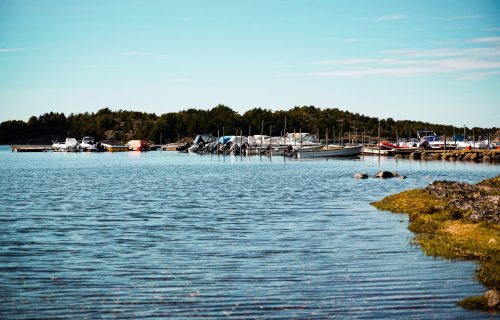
295 145 362 159
52 138 80 152
81 136 98 151
188 134 216 153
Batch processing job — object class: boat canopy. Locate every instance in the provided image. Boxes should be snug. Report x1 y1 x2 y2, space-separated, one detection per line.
193 134 215 145
218 135 248 145
65 138 78 145
286 132 319 143
417 130 437 139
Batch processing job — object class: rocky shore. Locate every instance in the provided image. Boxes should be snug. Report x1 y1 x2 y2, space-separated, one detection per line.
372 176 500 312
393 149 500 163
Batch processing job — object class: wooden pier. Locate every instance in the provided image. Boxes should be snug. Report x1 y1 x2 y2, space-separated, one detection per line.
10 145 53 152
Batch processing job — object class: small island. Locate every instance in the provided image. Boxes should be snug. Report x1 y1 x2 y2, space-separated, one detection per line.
372 176 500 311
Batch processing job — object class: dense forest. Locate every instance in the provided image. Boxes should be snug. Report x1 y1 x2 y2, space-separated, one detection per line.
0 105 497 144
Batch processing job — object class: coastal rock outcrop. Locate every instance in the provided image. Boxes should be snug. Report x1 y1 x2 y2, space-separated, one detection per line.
425 178 500 224
372 175 500 312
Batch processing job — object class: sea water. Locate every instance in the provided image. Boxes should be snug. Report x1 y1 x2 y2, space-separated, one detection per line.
0 146 499 319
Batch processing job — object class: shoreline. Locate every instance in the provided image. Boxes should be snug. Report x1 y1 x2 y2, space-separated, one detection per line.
372 176 500 312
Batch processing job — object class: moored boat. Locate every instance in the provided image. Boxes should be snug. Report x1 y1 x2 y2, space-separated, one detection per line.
52 138 80 152
81 136 98 151
295 145 362 159
101 143 129 152
127 140 150 151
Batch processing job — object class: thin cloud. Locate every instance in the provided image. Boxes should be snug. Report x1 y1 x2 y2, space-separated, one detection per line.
374 14 406 22
312 39 500 80
487 27 500 32
384 47 500 58
0 48 26 52
458 70 500 81
314 58 406 65
312 59 500 78
468 36 500 44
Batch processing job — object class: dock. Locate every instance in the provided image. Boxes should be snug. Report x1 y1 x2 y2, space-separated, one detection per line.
11 145 53 152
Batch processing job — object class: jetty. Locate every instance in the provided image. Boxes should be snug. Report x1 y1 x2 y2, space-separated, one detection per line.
363 147 500 163
11 145 53 152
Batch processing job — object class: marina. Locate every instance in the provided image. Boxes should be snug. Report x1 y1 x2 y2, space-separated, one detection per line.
2 0 499 318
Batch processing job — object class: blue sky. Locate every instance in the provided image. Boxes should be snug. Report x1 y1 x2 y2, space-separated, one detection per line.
1 0 499 127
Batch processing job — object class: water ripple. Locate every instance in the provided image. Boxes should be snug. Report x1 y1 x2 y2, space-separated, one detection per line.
0 148 498 319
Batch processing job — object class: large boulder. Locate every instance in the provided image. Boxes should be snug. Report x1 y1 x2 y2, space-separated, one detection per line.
375 171 395 178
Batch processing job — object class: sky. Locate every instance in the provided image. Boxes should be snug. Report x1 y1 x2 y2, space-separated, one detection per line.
1 0 499 127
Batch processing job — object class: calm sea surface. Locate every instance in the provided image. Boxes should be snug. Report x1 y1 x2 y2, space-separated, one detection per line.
1 146 499 319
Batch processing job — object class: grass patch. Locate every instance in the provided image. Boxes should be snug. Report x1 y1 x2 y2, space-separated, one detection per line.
372 176 500 312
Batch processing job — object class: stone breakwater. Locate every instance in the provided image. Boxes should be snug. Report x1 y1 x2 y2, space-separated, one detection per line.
393 150 500 163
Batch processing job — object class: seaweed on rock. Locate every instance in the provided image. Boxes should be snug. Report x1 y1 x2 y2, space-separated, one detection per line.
372 175 500 312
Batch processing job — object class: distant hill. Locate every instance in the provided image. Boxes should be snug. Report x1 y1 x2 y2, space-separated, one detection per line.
0 105 497 144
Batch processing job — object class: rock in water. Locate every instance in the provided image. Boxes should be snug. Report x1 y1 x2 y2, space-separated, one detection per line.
375 171 394 178
354 173 368 179
484 290 500 307
409 152 421 160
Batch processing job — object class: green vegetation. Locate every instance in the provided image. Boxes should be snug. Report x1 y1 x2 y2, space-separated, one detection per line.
372 176 500 311
1 105 498 144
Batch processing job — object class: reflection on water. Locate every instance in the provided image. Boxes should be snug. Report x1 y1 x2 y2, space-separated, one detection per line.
0 148 498 319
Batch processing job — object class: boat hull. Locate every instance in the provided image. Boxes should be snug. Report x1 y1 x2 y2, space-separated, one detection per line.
297 145 362 159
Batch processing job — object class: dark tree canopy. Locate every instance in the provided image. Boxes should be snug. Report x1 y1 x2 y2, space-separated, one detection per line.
0 105 497 144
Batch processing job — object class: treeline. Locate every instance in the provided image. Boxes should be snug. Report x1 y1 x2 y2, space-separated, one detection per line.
0 105 497 144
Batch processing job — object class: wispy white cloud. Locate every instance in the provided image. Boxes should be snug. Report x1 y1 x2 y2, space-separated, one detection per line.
374 14 406 22
314 58 407 65
446 15 482 21
384 47 500 58
311 37 500 80
468 36 500 44
457 70 500 81
312 59 500 78
0 48 26 53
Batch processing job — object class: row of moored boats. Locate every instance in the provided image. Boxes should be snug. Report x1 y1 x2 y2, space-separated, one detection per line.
52 137 152 152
